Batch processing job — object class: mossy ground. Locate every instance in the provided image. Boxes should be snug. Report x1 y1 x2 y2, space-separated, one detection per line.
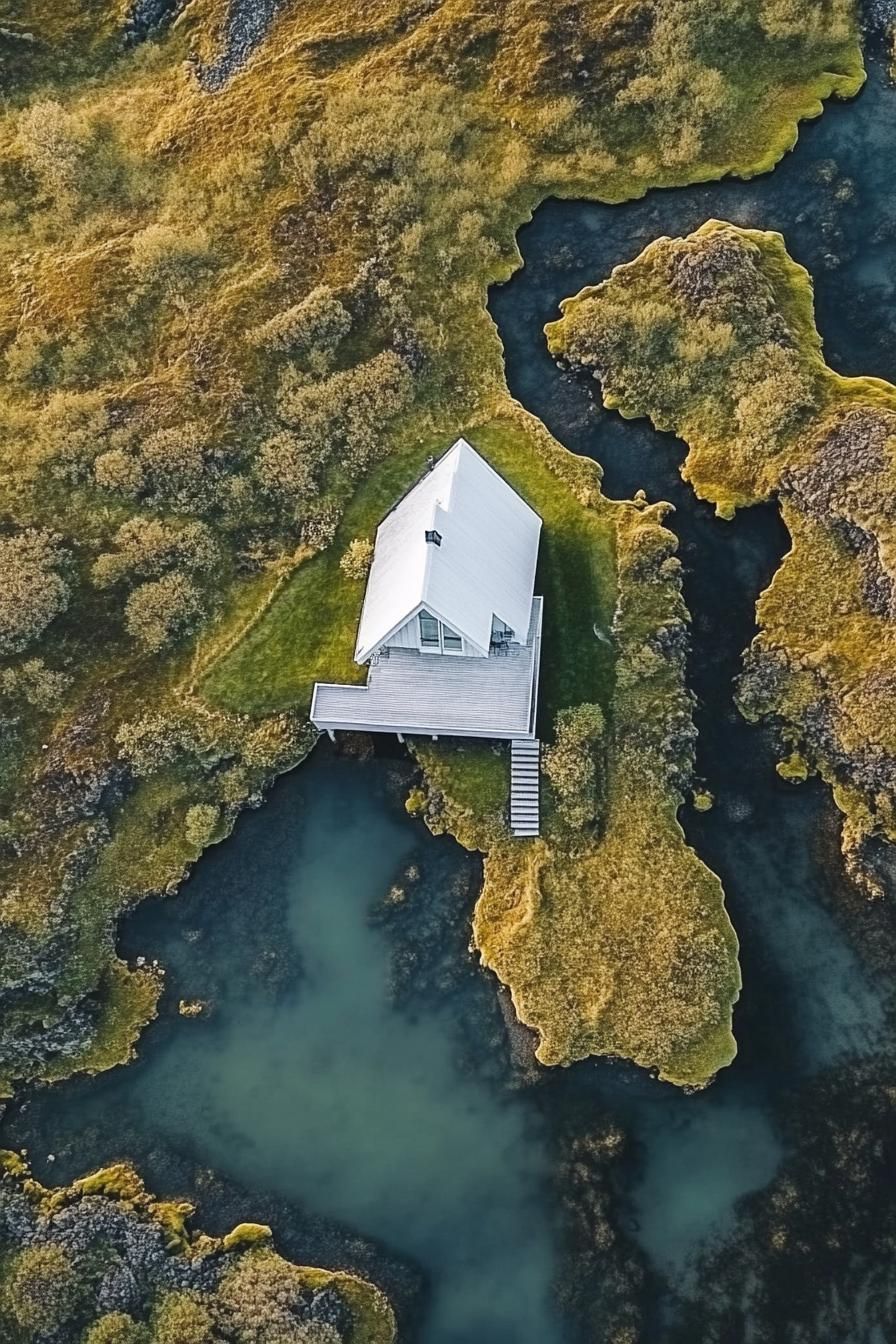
203 411 618 718
468 496 739 1085
0 1154 395 1344
548 217 896 897
0 2 864 1088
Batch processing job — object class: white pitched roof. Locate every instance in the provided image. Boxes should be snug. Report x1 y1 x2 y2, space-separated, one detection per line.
354 439 542 663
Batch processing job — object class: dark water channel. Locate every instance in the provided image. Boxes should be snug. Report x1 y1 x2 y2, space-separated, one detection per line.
7 48 896 1344
487 45 896 1300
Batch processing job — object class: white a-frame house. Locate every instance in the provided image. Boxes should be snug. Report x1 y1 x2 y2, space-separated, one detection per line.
311 437 544 751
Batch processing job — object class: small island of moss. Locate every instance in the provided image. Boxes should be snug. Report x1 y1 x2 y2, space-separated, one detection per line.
546 218 896 897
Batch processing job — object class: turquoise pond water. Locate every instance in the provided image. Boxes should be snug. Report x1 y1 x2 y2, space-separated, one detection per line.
8 42 896 1344
10 761 560 1343
131 765 558 1344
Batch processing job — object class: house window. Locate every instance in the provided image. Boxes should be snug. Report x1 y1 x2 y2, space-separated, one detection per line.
419 611 463 654
419 611 440 648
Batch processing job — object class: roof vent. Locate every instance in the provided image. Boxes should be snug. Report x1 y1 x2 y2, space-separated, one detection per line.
425 529 442 546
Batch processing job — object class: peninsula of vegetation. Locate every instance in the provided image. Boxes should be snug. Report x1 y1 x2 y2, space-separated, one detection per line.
0 0 864 1101
410 415 740 1085
547 218 896 898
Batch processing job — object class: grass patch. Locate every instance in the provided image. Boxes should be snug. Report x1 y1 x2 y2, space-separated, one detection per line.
410 739 510 851
413 741 509 817
201 434 435 713
203 411 617 721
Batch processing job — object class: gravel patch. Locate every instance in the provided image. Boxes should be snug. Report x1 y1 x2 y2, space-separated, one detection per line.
123 0 187 45
196 0 288 92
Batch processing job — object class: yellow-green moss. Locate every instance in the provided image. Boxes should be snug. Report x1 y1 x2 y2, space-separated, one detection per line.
221 1222 272 1252
548 219 896 896
0 1 863 1085
471 499 739 1086
777 752 809 783
0 1156 396 1344
295 1266 396 1344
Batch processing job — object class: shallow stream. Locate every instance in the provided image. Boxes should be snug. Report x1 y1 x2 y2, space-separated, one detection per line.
6 46 896 1344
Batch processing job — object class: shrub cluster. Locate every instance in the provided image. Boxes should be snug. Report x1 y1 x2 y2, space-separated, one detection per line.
543 702 606 830
0 1159 382 1344
0 530 71 656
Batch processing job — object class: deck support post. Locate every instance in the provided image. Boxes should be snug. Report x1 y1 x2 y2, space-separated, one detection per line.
396 731 405 743
431 734 438 740
326 728 336 742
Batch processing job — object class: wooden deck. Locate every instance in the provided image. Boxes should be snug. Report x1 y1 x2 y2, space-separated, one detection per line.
311 597 542 740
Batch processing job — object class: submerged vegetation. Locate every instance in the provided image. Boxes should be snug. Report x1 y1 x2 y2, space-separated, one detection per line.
0 0 864 1093
0 1152 395 1344
547 219 896 898
672 1056 896 1342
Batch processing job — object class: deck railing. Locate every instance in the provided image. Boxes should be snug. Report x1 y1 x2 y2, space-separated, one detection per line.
524 596 544 739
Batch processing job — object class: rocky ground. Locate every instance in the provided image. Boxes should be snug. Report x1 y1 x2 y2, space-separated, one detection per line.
196 0 288 91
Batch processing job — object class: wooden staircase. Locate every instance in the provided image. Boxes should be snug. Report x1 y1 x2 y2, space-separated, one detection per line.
510 738 540 837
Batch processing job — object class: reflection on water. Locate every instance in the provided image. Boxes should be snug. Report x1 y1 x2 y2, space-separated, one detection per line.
132 765 557 1344
631 1090 779 1280
608 782 889 1283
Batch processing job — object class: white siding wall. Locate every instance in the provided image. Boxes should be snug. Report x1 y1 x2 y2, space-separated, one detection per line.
384 617 419 651
383 616 484 657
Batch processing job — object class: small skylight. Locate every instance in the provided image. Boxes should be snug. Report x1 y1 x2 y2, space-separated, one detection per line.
425 529 442 546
